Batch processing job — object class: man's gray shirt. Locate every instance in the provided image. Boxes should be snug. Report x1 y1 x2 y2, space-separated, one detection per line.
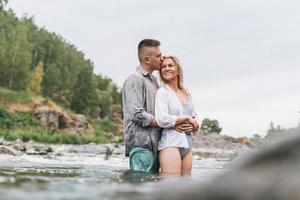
122 67 162 157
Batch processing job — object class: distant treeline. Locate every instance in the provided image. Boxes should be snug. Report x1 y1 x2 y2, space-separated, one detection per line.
0 8 121 118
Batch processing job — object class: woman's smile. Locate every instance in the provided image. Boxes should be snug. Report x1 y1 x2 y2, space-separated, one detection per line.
161 59 179 81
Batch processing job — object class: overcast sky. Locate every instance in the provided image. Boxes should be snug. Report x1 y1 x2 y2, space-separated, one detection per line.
8 0 300 137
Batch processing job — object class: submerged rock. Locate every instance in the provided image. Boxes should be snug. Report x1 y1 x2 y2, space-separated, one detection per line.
25 143 52 155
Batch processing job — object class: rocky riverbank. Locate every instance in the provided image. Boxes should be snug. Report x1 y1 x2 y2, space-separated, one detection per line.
0 133 253 159
192 133 253 158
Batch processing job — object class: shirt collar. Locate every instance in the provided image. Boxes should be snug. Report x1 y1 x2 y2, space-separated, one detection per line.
136 66 150 77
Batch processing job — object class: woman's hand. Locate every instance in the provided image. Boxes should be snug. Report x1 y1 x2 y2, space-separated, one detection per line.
186 117 199 131
174 123 194 133
193 121 200 131
175 115 199 133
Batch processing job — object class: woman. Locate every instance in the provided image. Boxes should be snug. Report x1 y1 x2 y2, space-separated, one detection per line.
155 56 200 176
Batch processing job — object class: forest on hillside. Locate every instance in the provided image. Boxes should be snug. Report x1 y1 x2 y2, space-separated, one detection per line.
0 2 121 118
0 1 123 144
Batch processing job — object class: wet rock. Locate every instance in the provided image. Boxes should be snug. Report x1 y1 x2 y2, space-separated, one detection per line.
0 145 22 156
10 139 26 151
112 144 124 155
32 144 52 155
25 146 39 155
0 137 4 145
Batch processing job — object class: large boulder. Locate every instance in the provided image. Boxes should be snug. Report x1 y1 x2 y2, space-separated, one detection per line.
152 131 300 200
34 102 93 135
66 114 94 134
34 106 60 132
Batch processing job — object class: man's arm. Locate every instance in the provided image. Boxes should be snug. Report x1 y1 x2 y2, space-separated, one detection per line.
122 75 155 127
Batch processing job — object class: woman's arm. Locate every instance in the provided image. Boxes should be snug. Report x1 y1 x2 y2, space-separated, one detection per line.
155 89 197 128
155 89 177 128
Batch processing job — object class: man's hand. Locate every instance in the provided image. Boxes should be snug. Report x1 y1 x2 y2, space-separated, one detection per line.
175 123 194 133
150 118 158 127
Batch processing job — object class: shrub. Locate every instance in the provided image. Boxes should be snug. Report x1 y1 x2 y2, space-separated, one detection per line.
98 119 117 133
0 107 14 129
200 118 222 134
0 128 110 144
112 135 124 143
0 107 38 129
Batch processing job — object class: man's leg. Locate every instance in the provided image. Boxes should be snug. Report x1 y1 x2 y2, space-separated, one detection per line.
129 147 158 173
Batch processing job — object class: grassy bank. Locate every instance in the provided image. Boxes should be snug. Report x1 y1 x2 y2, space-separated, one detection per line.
0 88 123 144
0 87 39 103
0 128 108 144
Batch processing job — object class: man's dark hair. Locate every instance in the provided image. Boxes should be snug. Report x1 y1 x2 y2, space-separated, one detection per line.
138 39 160 62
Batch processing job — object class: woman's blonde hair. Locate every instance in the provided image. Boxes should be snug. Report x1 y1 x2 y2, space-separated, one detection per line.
160 56 188 96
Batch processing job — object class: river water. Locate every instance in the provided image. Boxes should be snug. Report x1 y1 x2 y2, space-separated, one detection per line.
0 154 231 200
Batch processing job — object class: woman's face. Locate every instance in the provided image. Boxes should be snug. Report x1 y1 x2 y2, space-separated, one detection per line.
161 58 179 82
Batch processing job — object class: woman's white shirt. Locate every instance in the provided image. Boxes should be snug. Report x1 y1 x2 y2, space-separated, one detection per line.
155 85 199 150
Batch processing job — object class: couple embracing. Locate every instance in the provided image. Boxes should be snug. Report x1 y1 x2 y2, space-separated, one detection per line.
122 39 200 176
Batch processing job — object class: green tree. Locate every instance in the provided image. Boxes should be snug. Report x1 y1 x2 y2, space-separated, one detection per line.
200 118 222 134
93 74 121 118
0 8 122 119
97 91 112 118
71 67 98 115
110 84 121 105
0 12 32 90
0 0 8 11
26 61 44 94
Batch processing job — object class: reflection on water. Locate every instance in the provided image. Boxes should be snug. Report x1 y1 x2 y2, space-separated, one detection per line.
0 155 230 200
118 170 160 183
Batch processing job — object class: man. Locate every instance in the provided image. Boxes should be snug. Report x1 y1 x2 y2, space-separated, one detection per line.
122 39 194 173
122 39 163 173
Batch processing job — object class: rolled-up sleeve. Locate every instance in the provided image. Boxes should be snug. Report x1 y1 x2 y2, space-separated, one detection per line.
122 75 154 127
155 89 176 128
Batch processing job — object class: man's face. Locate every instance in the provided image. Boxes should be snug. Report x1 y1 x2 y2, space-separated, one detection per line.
149 47 163 71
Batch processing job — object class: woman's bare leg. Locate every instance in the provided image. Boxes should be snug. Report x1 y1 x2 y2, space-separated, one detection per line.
181 150 192 175
159 147 181 176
